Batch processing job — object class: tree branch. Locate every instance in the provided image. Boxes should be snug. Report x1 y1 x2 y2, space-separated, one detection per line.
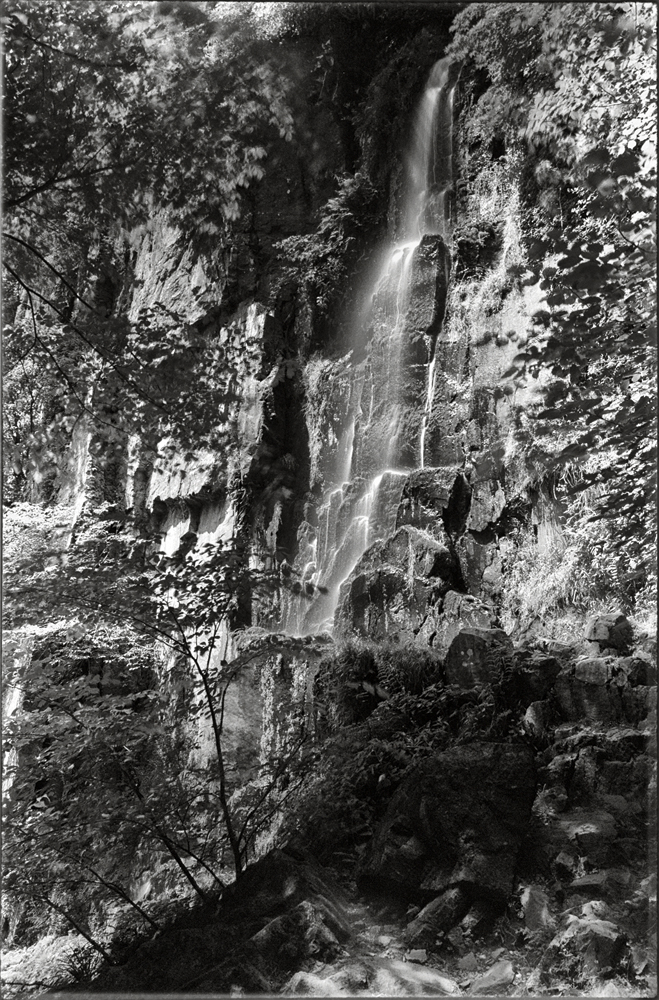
5 232 97 312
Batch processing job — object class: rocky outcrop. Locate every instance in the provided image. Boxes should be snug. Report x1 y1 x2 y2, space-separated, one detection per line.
356 743 536 919
71 848 353 995
335 524 461 644
443 627 512 688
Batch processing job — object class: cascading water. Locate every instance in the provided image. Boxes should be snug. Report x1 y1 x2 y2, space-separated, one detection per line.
283 57 456 637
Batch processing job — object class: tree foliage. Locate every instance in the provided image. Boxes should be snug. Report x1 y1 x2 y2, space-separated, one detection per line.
449 2 656 596
2 486 329 956
3 0 293 228
2 0 294 498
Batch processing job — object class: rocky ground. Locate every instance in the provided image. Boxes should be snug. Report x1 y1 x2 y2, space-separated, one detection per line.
17 840 652 997
2 614 656 997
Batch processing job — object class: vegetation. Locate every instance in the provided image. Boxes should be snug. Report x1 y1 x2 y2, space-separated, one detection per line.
2 0 294 501
275 172 383 327
2 2 655 991
2 491 326 959
448 1 656 611
281 639 536 864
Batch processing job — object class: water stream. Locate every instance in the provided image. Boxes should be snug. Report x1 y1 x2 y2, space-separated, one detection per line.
284 57 456 636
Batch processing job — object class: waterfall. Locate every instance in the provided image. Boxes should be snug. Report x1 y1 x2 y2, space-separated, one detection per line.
283 57 456 637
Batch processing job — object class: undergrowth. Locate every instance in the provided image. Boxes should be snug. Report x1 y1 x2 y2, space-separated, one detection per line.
499 469 657 641
279 641 530 864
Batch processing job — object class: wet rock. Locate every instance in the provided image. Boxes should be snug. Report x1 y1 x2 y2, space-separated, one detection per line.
335 525 460 645
396 468 455 532
444 627 513 689
470 958 515 994
585 613 634 654
357 743 536 918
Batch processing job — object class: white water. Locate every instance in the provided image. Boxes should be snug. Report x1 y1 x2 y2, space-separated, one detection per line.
420 355 437 470
283 57 456 636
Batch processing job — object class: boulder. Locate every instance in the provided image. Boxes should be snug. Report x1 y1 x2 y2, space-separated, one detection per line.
584 613 634 654
574 657 614 685
250 898 346 967
470 958 515 994
541 914 627 978
335 525 460 645
356 743 536 920
512 649 562 705
444 628 513 689
404 887 469 947
425 590 497 656
554 662 624 724
520 884 556 934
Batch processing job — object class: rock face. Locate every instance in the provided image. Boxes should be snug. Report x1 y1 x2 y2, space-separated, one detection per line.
443 627 512 688
356 743 536 915
335 525 461 644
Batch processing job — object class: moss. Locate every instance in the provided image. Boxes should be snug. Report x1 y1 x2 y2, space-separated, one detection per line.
453 219 504 278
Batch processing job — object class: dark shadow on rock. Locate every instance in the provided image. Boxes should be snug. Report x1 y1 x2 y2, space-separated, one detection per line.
356 742 537 939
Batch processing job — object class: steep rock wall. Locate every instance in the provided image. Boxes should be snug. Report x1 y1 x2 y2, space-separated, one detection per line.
27 39 568 780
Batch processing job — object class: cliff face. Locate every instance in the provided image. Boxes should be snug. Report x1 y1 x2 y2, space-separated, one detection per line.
74 50 563 780
3 11 654 986
5 28 563 814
